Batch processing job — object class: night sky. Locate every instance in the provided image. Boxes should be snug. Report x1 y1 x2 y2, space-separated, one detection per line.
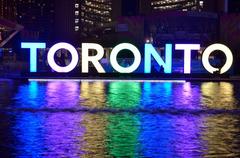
122 0 139 16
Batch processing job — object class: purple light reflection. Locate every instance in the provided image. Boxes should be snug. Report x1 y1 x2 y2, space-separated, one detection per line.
173 82 202 110
45 81 80 109
44 81 85 157
43 113 85 158
172 82 205 157
173 116 205 158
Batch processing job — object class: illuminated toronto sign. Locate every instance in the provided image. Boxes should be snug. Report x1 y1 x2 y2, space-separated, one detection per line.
21 42 234 74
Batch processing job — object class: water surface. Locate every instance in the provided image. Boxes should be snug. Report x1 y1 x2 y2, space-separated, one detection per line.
0 80 240 157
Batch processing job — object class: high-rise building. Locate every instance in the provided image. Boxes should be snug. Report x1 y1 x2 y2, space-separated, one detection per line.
143 0 232 13
0 0 17 20
54 0 142 40
54 0 81 42
74 0 81 33
15 0 55 40
140 0 204 13
152 0 203 11
0 0 23 48
80 0 122 37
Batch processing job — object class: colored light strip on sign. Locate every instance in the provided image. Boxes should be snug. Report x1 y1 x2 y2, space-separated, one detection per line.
28 79 186 83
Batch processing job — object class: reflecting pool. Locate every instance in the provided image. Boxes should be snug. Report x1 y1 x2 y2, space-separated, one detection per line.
0 80 240 157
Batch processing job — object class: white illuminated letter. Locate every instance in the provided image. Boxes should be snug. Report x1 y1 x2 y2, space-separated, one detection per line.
202 44 233 74
48 42 79 73
175 44 200 74
82 43 105 73
110 43 141 73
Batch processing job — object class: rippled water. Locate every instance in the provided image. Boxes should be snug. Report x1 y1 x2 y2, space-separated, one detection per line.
0 80 240 157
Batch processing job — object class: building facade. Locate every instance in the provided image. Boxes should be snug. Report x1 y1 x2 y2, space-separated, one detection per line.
150 0 203 11
15 0 55 40
0 0 17 20
80 0 122 37
228 0 240 13
140 0 204 14
54 0 80 42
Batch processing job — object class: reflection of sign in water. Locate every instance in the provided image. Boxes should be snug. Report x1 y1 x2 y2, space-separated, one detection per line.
21 42 234 75
107 82 141 157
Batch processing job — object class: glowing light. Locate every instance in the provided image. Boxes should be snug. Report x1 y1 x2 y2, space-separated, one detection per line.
144 44 172 74
202 44 233 74
110 43 141 73
21 42 46 72
48 43 79 73
22 41 234 75
28 79 186 83
82 43 106 73
80 82 105 108
175 44 200 74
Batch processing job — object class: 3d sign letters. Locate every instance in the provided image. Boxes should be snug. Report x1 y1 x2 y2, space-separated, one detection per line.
21 42 234 74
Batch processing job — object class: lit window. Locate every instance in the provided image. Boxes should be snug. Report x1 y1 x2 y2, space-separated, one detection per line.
75 11 79 16
199 1 204 7
75 26 79 31
75 4 79 8
75 19 79 23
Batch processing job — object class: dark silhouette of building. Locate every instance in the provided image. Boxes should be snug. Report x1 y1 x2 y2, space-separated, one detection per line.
15 0 55 41
122 0 139 16
228 0 240 13
54 0 81 43
203 0 228 13
1 0 235 44
0 0 23 48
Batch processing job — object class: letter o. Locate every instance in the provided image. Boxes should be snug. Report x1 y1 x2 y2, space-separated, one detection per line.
202 44 233 74
110 43 141 73
48 43 79 73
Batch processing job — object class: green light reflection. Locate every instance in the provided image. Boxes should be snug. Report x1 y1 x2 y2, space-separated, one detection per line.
106 82 141 157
